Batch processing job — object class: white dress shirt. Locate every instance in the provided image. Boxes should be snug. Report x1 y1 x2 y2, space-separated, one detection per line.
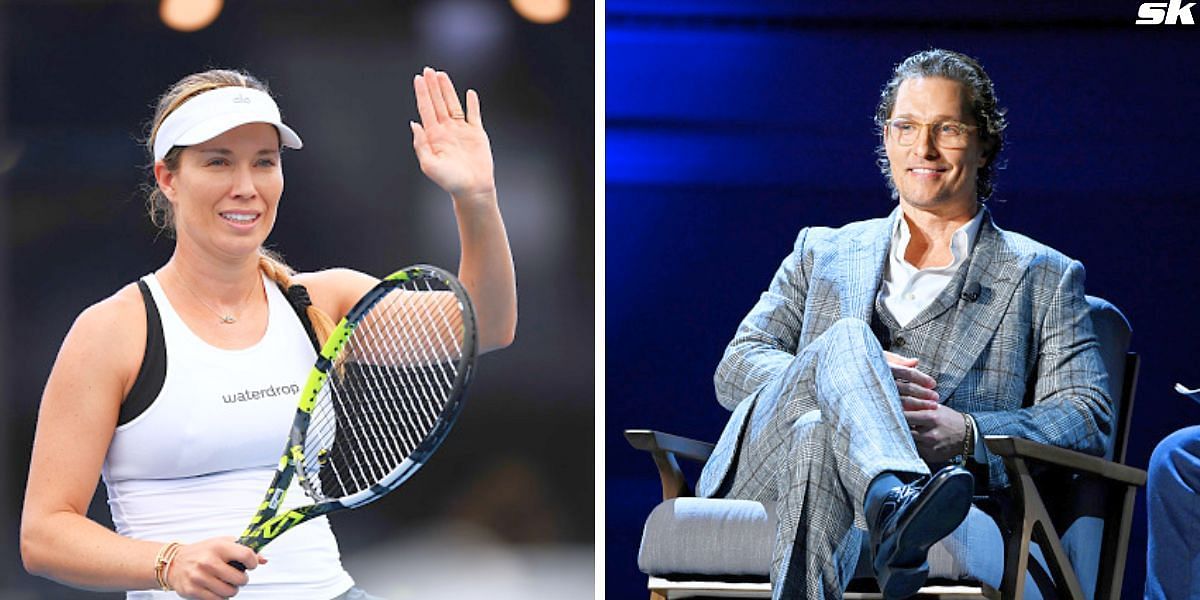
879 207 985 327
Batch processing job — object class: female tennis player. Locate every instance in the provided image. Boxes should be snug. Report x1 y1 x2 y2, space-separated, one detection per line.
19 67 516 600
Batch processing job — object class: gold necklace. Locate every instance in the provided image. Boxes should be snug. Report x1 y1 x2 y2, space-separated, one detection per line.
173 269 259 325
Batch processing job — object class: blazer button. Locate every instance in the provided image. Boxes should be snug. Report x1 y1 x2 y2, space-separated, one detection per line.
893 336 906 348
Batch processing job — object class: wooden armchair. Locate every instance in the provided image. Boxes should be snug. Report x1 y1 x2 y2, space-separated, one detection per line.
626 296 1145 600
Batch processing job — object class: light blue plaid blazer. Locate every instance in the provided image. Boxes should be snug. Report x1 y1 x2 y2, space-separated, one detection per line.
697 207 1114 497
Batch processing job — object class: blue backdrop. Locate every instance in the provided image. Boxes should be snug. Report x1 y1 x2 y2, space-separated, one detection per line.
606 2 1200 598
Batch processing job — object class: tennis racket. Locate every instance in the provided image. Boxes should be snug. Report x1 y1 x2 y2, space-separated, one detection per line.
232 264 476 565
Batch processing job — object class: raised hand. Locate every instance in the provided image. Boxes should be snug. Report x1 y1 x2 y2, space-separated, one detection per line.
410 67 496 202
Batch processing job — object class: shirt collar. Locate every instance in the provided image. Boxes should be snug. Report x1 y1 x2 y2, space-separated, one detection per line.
890 204 985 269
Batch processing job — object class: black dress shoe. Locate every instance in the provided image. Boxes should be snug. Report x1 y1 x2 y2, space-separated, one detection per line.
869 465 974 599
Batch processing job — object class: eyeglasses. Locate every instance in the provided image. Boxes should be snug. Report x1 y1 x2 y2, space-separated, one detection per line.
886 118 978 149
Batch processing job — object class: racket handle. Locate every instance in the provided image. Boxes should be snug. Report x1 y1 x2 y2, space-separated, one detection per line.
231 535 257 571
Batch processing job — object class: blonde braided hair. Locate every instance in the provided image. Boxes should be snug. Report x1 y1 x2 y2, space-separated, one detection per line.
258 249 336 347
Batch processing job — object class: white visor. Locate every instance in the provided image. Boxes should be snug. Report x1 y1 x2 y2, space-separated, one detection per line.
152 86 303 162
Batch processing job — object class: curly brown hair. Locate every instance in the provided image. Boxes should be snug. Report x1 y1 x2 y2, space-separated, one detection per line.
874 49 1008 202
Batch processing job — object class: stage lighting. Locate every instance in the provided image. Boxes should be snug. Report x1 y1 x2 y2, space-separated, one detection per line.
510 0 569 24
160 0 223 33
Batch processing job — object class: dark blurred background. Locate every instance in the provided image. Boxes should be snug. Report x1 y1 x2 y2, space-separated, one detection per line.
0 1 593 597
606 1 1199 598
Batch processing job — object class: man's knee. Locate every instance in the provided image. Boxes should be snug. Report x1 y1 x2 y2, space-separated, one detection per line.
1149 425 1200 491
783 319 876 377
821 318 877 348
814 318 887 366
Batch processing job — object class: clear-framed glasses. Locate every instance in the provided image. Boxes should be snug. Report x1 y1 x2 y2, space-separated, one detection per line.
886 118 978 150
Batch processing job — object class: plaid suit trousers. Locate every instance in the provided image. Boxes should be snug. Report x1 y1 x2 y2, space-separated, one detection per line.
724 317 928 600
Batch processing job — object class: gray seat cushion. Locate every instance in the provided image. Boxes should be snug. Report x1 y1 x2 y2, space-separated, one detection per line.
639 497 778 576
639 497 1021 591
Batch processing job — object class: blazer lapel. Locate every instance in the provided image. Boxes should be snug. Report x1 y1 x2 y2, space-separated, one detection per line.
934 209 1031 400
838 211 895 322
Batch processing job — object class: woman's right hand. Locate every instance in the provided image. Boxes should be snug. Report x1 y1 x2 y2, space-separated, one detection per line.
166 537 266 600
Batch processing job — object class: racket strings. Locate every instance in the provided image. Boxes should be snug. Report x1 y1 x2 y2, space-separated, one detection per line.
301 279 465 501
308 299 459 496
307 320 459 496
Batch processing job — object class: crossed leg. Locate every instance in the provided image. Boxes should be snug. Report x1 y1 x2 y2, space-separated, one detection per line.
723 318 929 599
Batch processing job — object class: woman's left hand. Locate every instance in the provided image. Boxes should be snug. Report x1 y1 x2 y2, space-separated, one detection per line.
408 67 516 354
411 67 496 201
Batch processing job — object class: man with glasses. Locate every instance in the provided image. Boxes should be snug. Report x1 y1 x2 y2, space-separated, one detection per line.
697 49 1112 599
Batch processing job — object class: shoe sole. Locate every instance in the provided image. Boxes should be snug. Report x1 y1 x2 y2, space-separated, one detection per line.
877 469 974 598
892 469 973 564
880 562 929 600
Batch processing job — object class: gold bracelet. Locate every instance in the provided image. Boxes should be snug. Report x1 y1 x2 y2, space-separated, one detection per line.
155 541 181 591
163 543 182 590
961 412 974 462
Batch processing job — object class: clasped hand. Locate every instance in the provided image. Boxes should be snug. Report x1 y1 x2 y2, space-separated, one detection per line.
884 351 966 464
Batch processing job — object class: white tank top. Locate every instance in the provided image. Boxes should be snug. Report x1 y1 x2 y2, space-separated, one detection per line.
101 273 355 600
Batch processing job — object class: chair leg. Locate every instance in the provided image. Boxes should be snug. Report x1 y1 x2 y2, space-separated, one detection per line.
1095 484 1139 600
997 455 1085 600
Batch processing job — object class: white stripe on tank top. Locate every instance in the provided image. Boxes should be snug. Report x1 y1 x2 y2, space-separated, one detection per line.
101 273 354 600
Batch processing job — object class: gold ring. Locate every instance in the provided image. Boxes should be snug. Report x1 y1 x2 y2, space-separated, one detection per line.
450 112 466 120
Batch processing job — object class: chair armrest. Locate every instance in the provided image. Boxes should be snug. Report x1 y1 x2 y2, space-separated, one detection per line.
625 429 715 500
625 429 715 462
984 435 1147 487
